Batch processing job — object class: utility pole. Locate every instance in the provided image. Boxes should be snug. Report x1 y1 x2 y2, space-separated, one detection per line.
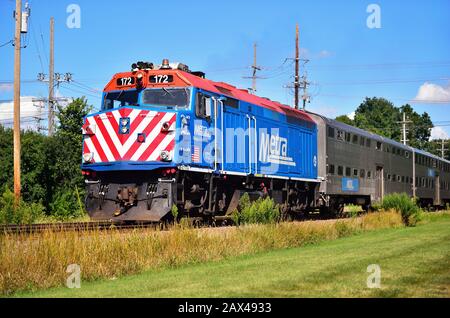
398 112 412 145
13 0 22 203
294 24 300 109
286 24 310 110
48 17 55 136
243 42 262 94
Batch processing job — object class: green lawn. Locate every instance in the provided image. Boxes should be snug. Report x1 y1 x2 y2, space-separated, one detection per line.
17 216 450 298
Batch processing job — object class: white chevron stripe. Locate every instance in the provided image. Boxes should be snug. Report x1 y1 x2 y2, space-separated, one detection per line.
119 110 158 156
147 131 175 161
130 112 175 161
87 116 115 161
84 137 102 163
103 109 141 157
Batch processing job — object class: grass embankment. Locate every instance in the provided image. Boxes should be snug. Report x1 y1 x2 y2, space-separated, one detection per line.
16 212 450 298
1 211 404 296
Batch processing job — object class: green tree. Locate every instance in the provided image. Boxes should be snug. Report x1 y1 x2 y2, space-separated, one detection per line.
399 104 433 150
352 98 434 152
335 115 354 126
48 97 92 218
353 97 400 139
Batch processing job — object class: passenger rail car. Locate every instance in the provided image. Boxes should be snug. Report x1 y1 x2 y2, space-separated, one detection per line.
308 113 450 212
81 59 450 222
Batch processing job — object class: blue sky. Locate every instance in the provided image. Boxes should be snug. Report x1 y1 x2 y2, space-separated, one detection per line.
1 0 449 137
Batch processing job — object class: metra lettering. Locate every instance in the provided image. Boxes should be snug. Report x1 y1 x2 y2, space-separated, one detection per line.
259 132 296 166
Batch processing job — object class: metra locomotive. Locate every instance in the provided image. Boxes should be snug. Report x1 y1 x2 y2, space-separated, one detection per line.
81 60 450 222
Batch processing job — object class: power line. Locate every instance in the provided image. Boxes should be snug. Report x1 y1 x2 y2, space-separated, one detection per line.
0 40 13 48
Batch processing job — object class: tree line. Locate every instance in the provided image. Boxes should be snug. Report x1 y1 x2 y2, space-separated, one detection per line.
0 97 91 221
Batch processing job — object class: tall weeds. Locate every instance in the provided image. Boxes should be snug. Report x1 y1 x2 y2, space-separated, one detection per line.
0 211 404 296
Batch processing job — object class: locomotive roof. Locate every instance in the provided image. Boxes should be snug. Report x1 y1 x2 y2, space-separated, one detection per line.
308 111 450 164
104 69 316 125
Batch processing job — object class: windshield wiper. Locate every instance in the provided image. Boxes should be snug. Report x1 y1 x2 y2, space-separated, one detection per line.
161 87 174 98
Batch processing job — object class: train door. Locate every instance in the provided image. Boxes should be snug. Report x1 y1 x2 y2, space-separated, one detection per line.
246 113 258 175
434 174 441 206
221 107 248 174
193 92 219 170
375 165 384 202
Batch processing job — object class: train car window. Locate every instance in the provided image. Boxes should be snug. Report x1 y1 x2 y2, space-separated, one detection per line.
388 174 392 181
360 137 365 146
353 169 358 176
360 169 365 178
397 148 401 156
195 93 211 120
367 171 372 179
224 97 239 109
142 88 190 109
401 176 405 183
337 130 344 141
397 175 401 182
328 127 335 138
376 141 382 150
328 164 335 174
103 90 140 110
352 134 358 144
405 151 409 158
345 132 351 143
386 146 390 153
366 139 371 148
345 167 351 177
338 166 343 176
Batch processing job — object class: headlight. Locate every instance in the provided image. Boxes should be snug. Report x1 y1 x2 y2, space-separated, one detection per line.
83 152 94 163
160 150 171 161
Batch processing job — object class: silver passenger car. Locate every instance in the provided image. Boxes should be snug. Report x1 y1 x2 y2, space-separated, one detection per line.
307 112 450 212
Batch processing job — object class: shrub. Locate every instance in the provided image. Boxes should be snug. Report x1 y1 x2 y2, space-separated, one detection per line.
0 187 44 224
234 193 280 225
381 193 421 226
345 204 361 217
49 188 85 221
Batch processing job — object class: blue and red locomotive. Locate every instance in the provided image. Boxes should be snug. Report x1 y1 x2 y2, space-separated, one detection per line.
81 59 319 221
81 59 450 222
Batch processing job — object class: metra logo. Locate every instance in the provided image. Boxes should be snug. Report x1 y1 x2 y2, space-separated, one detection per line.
259 132 296 166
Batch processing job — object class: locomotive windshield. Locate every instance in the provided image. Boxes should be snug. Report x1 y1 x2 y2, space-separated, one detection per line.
142 88 190 109
103 90 139 110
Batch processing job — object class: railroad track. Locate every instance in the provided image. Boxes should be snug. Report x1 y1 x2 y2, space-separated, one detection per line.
0 221 159 235
0 211 349 235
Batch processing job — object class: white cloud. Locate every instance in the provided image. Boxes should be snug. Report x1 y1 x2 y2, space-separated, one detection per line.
0 96 44 130
347 111 355 120
317 50 333 58
0 83 13 92
414 82 450 102
299 48 333 60
430 127 449 141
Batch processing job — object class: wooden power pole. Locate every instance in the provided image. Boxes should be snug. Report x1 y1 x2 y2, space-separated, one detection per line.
294 24 300 110
243 42 261 94
13 0 22 203
48 17 55 136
